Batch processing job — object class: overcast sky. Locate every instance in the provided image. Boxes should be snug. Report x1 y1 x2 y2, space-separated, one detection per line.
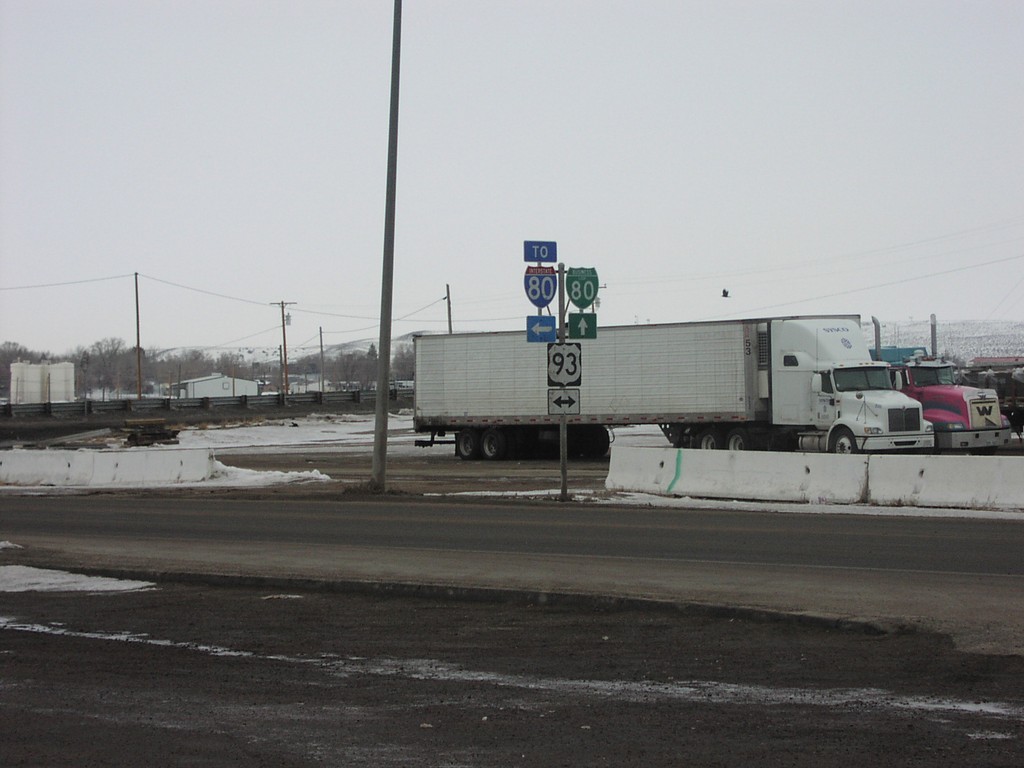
2 0 1022 359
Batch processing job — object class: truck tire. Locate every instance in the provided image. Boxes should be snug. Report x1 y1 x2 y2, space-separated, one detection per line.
564 425 611 459
455 429 481 460
828 426 859 454
725 427 749 451
694 427 722 450
582 425 610 458
480 428 508 460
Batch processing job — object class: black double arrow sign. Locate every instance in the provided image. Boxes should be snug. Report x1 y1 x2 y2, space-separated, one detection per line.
551 393 577 408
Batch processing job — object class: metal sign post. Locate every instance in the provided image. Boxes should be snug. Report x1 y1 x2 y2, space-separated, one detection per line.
524 241 582 502
557 262 568 501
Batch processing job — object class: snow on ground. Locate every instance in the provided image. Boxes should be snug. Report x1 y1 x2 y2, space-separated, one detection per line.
205 462 331 487
0 564 154 593
0 540 155 593
176 411 427 456
176 411 672 455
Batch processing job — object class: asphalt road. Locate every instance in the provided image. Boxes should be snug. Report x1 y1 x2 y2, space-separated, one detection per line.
3 488 1024 654
3 455 1024 766
3 492 1023 574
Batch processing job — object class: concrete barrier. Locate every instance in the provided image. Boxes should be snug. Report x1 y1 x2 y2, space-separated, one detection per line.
606 447 1024 510
867 454 1024 509
0 448 216 487
606 447 868 503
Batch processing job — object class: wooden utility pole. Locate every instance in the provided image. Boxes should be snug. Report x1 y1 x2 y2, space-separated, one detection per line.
319 326 325 393
273 301 296 397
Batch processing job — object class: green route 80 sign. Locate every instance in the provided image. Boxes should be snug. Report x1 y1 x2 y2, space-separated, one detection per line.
566 267 599 309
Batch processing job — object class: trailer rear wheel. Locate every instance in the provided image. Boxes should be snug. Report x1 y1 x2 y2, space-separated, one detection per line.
576 425 610 458
480 427 508 460
455 429 481 460
725 427 749 451
694 427 722 450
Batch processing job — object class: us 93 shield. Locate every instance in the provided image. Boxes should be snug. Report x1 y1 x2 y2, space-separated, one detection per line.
547 343 582 387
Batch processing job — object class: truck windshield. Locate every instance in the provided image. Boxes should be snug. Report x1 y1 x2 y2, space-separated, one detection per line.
910 366 955 386
833 367 892 392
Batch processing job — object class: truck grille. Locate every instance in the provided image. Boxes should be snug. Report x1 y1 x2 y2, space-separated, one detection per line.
888 408 921 433
970 399 1000 429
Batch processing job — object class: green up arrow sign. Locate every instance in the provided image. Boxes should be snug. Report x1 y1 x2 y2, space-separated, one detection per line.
566 267 599 310
568 312 597 340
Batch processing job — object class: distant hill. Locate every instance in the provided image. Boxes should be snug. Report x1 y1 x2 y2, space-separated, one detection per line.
864 319 1024 364
322 331 422 358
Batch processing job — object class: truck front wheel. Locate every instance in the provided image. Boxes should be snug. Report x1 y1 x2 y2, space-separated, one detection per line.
455 429 481 460
828 426 860 454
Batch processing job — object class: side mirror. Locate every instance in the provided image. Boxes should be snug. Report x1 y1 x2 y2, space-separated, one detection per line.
811 373 822 394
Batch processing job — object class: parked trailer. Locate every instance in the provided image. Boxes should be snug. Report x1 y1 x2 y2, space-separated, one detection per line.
413 315 933 460
958 362 1024 438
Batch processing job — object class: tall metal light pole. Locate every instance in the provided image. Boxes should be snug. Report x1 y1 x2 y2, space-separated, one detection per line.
134 272 143 399
445 283 453 334
370 0 402 492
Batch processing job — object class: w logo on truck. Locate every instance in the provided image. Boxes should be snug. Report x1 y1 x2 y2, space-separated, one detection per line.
970 400 1000 429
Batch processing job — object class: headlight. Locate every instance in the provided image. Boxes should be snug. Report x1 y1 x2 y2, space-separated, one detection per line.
864 426 883 435
933 422 964 431
926 423 934 433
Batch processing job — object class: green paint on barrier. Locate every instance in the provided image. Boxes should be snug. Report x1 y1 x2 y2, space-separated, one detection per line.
666 449 683 494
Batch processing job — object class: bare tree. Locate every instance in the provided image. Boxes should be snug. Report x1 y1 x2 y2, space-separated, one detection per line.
89 338 129 399
391 343 415 381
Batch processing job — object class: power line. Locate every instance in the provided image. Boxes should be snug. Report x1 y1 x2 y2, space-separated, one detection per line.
985 272 1024 321
138 273 269 307
613 234 1024 290
0 273 135 291
701 252 1024 320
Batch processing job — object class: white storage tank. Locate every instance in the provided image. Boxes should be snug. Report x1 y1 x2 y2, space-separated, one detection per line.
9 361 76 403
47 362 76 401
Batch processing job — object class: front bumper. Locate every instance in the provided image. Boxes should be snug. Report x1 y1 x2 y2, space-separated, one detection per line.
934 428 1010 451
860 432 934 452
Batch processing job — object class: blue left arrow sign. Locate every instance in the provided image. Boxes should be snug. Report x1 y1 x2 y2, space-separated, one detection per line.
526 315 557 343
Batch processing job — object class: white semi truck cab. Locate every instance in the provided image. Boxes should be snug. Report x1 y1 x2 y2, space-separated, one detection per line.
766 319 933 453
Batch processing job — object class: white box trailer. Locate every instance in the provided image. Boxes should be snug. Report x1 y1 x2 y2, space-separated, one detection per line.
413 315 934 459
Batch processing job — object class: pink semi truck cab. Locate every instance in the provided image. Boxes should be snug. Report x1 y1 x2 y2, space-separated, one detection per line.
890 358 1011 454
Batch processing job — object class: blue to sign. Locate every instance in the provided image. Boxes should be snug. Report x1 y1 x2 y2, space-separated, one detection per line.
524 240 557 263
524 265 557 308
526 315 557 343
